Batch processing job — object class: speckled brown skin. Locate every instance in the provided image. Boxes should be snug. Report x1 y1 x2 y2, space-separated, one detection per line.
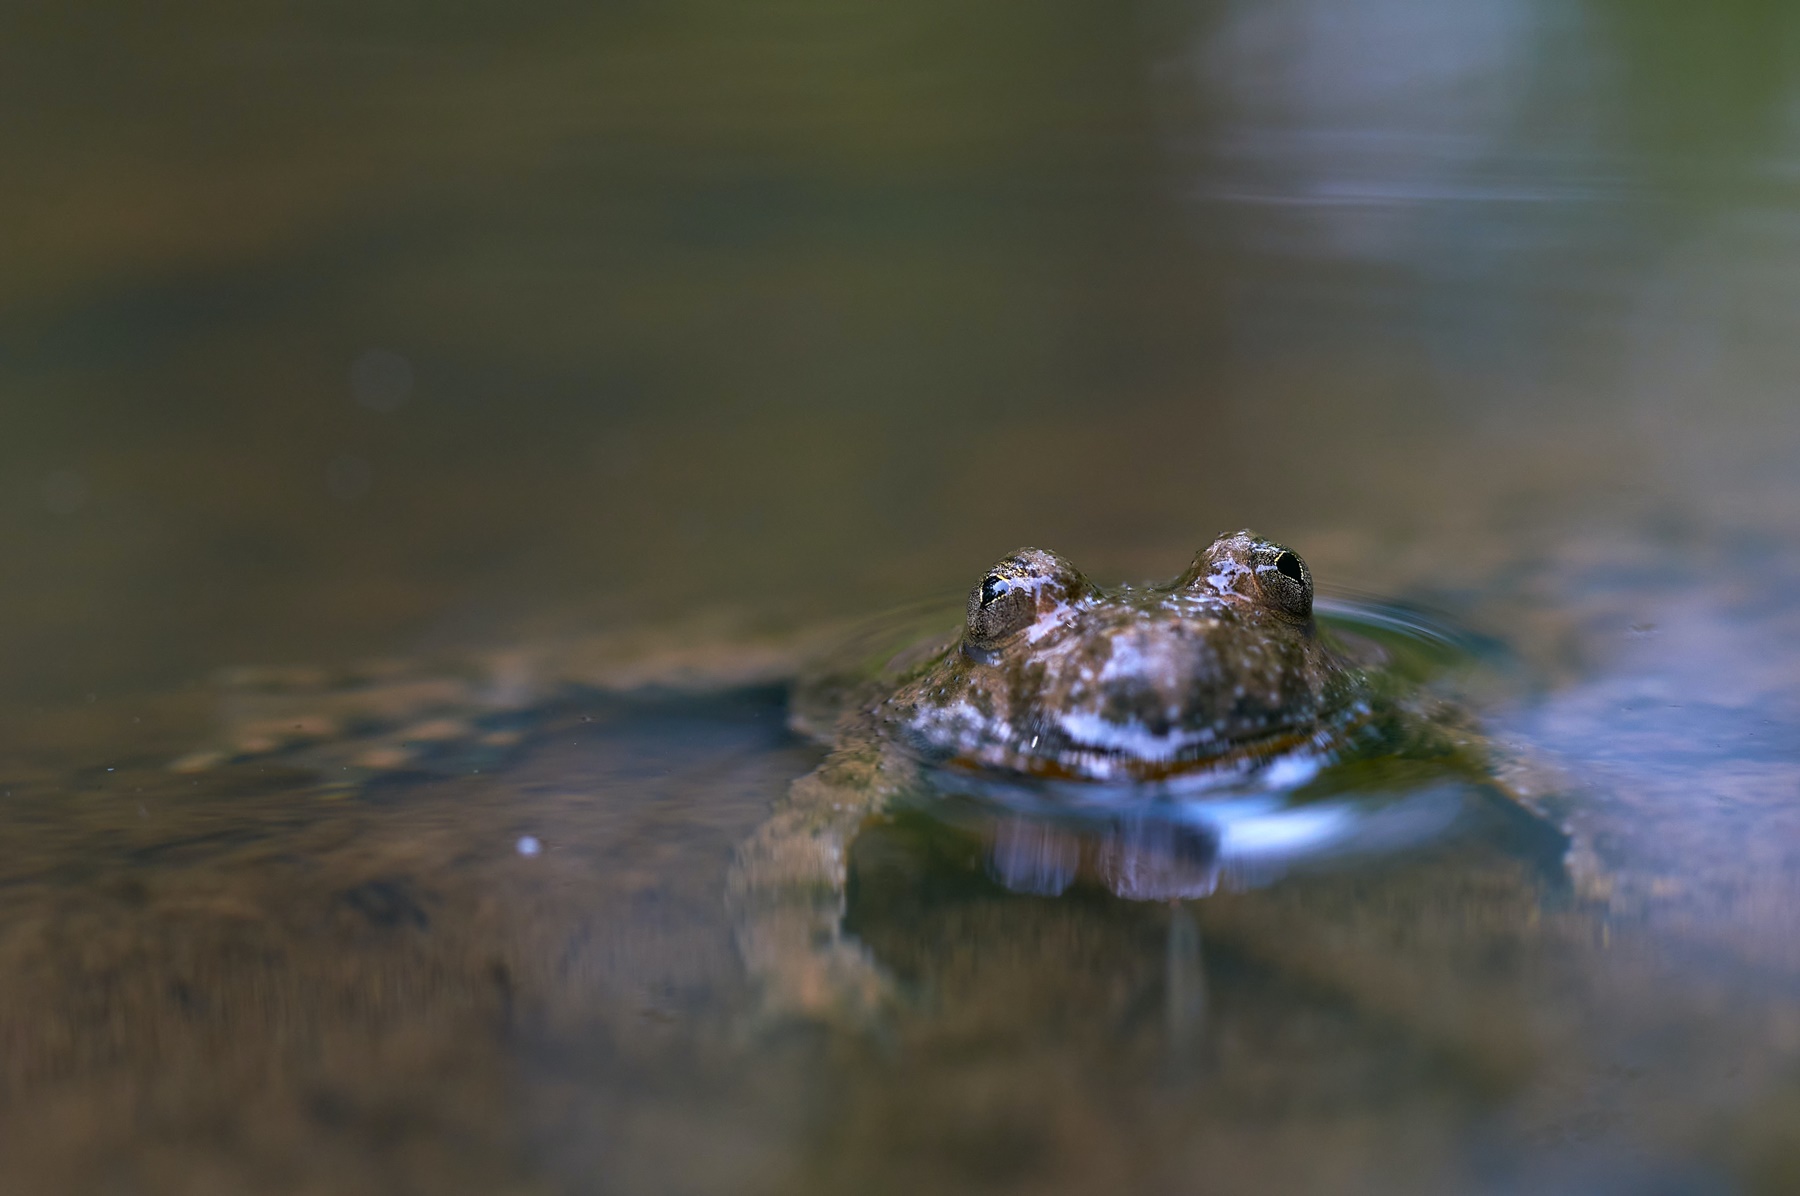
877 532 1368 781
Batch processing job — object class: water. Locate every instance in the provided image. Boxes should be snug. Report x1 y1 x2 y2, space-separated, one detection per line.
8 1 1800 1191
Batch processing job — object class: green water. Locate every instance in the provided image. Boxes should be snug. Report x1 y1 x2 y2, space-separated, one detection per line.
8 1 1800 1191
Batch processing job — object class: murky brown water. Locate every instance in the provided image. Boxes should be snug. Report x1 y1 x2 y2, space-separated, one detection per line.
9 2 1800 1192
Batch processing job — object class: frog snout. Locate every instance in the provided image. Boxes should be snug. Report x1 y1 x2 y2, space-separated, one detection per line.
1096 621 1236 707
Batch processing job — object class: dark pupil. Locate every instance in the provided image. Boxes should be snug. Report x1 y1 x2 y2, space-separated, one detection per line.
1275 552 1305 583
980 576 1008 607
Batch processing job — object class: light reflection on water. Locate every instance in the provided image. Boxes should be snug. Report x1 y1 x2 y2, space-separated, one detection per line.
6 0 1800 1191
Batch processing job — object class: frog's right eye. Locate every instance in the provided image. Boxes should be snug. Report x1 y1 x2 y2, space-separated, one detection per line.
1250 543 1313 619
979 575 1008 608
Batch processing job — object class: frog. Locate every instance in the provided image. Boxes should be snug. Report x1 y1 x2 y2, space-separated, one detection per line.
169 529 1556 1025
723 529 1540 1020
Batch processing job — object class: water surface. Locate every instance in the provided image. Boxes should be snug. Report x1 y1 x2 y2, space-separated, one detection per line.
7 1 1800 1192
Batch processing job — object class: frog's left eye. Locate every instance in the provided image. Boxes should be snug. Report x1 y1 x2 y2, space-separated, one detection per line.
1253 545 1313 619
965 548 1089 650
968 572 1036 645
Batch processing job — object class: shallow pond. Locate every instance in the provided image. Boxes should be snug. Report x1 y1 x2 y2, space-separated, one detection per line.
8 1 1800 1192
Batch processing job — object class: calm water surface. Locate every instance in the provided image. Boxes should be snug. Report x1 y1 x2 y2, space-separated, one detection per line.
7 2 1800 1192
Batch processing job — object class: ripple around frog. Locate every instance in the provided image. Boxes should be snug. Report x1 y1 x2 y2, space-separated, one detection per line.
863 591 1555 903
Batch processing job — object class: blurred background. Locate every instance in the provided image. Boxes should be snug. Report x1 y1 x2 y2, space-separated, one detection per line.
10 3 1800 1192
10 0 1800 710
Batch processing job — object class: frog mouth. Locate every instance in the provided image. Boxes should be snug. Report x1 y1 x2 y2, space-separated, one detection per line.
950 720 1353 785
949 716 1364 785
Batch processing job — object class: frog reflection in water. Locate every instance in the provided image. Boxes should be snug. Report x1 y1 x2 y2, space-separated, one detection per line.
730 530 1422 1018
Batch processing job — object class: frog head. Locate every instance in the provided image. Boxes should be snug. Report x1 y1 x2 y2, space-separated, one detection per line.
887 530 1361 781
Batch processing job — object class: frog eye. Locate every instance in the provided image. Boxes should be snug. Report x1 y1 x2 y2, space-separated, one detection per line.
1254 546 1313 619
965 549 1088 649
967 573 1036 645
